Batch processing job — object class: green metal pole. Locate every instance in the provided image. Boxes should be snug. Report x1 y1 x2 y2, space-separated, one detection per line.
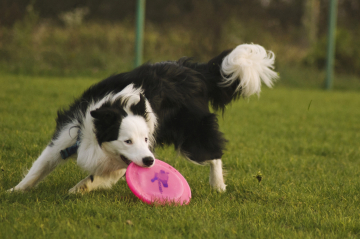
325 0 338 90
134 0 146 68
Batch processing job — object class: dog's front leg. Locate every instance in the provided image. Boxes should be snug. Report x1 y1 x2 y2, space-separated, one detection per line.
209 159 226 192
69 168 126 194
8 146 64 192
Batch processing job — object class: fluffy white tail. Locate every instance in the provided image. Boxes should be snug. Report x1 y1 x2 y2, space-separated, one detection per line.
220 44 278 97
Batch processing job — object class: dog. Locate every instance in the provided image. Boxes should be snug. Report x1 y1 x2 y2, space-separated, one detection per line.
9 44 278 193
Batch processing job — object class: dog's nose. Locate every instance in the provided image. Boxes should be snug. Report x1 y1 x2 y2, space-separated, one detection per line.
142 157 154 167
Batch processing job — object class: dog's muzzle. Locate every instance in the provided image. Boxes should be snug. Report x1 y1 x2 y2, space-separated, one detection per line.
142 157 154 167
120 155 131 165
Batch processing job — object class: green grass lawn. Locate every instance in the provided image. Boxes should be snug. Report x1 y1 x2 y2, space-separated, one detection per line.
0 73 360 238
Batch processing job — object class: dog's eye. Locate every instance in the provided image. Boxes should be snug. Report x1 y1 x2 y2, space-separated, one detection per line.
145 138 148 143
124 140 132 145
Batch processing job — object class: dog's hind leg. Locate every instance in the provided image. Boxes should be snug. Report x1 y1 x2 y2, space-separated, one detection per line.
178 113 227 192
69 168 126 194
208 159 226 192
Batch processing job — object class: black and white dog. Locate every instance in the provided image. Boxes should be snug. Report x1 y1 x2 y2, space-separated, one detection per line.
9 44 278 193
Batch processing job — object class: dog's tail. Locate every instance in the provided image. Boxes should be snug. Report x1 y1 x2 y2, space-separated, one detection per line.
220 44 278 97
183 44 278 111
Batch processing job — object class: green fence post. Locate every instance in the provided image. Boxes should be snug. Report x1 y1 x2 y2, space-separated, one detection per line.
134 0 146 68
325 0 338 90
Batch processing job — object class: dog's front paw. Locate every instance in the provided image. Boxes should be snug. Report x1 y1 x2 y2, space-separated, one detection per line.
7 187 25 193
69 184 88 194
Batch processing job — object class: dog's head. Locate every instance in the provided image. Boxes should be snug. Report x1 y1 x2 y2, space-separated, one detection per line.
90 94 155 168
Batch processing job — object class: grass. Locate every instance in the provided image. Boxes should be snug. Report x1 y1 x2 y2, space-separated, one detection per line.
0 72 360 238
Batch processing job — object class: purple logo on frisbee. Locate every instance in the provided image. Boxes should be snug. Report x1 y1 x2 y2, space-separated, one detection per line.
151 170 169 193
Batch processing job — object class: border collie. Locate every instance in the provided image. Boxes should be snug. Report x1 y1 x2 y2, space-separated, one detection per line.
9 44 278 193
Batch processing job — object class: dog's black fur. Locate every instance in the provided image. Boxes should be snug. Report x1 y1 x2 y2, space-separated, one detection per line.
53 50 235 164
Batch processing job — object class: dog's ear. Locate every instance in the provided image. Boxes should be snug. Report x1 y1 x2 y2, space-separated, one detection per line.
130 94 147 118
90 108 127 145
91 107 127 123
90 108 118 125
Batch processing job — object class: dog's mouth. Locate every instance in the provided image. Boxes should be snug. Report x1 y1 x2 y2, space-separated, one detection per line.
120 155 131 165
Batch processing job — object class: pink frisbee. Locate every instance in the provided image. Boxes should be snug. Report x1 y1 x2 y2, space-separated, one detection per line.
126 159 191 205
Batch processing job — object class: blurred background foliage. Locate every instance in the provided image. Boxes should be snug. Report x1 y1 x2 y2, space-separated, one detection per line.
0 0 359 85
